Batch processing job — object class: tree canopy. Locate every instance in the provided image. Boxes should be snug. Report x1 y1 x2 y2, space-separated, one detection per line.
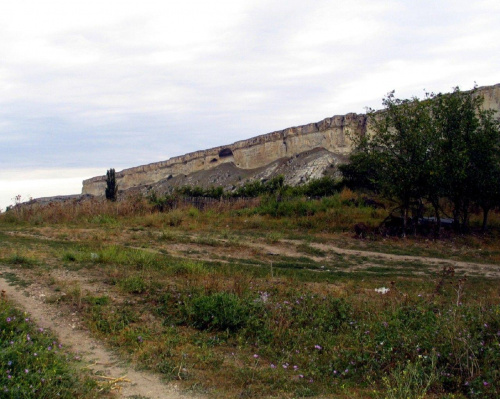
341 87 500 233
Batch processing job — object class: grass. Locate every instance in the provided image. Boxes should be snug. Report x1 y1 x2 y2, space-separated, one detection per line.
1 194 500 398
0 299 99 398
1 272 31 288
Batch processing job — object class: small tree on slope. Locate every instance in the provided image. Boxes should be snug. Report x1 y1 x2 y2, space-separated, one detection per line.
105 168 118 201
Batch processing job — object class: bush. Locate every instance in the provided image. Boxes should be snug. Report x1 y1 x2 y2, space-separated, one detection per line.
189 292 249 332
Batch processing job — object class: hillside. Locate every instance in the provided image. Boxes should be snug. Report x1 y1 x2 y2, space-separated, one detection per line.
82 83 500 197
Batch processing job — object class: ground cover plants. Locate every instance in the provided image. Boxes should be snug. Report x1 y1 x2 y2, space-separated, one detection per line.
0 298 99 398
1 190 500 398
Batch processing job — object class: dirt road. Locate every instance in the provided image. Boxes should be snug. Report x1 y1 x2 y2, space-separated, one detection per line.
0 268 204 399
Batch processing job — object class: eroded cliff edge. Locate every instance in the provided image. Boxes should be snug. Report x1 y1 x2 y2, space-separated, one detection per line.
82 83 500 196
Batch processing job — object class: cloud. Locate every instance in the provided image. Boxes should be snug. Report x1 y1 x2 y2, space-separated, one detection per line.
0 0 499 203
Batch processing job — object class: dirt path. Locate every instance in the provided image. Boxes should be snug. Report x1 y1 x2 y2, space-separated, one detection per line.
297 241 500 278
0 266 204 399
5 229 500 277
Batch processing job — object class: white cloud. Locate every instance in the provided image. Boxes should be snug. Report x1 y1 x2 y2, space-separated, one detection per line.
0 0 499 201
0 168 104 211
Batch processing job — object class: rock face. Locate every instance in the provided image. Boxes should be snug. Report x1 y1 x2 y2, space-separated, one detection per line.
82 83 500 196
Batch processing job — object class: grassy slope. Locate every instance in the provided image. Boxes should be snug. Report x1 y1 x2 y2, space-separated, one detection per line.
1 194 499 398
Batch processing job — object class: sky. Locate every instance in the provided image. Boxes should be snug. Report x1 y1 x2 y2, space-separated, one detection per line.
1 0 499 210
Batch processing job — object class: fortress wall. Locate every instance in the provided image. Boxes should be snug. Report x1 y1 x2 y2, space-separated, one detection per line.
82 84 500 196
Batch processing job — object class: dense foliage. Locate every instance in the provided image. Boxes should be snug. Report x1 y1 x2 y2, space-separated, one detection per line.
105 168 118 201
341 87 500 233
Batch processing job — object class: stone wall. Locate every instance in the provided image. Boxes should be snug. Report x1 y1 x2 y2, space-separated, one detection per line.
82 83 500 196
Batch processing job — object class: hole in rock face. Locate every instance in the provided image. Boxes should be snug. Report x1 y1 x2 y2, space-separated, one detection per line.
218 148 233 158
210 158 218 163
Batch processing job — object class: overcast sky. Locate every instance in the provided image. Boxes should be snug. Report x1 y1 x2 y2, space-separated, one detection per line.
1 0 499 210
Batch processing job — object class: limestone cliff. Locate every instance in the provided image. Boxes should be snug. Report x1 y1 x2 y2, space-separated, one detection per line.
82 83 500 196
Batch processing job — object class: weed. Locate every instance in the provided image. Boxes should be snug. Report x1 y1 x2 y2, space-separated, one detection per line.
5 254 37 268
120 276 148 294
0 299 98 398
62 252 77 262
383 353 438 399
1 272 31 288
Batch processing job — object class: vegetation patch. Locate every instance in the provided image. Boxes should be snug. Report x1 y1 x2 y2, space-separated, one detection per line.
0 299 98 398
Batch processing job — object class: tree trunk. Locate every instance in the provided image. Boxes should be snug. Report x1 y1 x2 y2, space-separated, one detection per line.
433 202 441 237
482 207 490 232
402 207 408 238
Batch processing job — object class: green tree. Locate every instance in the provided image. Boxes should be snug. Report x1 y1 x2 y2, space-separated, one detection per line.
469 106 500 230
105 168 118 201
431 87 500 231
346 92 435 234
343 86 500 233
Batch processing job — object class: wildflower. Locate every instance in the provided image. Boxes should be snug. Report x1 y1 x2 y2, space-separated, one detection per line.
6 317 11 322
314 345 322 350
39 328 44 332
270 364 276 369
483 381 489 386
137 336 143 343
24 369 29 374
253 354 259 358
344 369 349 373
47 346 52 351
26 334 31 341
34 353 37 357
333 370 337 374
7 361 12 366
282 363 288 369
293 365 298 370
299 374 304 378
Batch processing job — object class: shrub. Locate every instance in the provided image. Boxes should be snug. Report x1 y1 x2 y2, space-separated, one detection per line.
166 209 184 226
189 292 249 332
